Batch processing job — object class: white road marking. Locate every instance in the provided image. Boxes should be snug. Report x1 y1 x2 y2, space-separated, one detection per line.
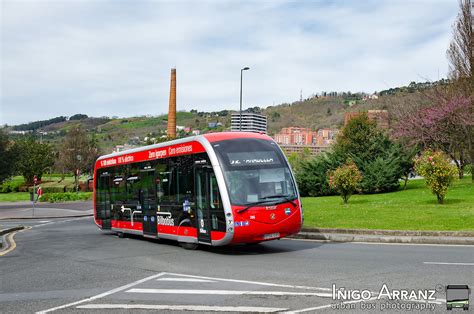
157 277 217 283
423 262 474 266
163 271 332 291
77 304 287 312
35 272 166 313
127 288 332 297
33 217 90 228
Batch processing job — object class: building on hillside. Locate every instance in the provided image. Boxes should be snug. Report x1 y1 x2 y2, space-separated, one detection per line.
274 127 338 147
274 127 313 145
280 144 330 156
344 110 389 129
231 112 267 133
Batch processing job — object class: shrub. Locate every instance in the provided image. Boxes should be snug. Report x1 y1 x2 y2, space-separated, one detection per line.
297 152 343 197
414 150 457 204
328 160 362 203
0 180 24 193
296 114 408 197
40 192 92 203
356 155 403 194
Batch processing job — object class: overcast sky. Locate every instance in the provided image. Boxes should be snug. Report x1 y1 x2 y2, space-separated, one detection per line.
1 0 458 125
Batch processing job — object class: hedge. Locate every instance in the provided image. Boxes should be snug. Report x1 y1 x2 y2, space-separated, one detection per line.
40 192 93 203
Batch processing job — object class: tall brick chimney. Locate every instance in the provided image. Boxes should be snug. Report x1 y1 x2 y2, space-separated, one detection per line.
167 68 177 139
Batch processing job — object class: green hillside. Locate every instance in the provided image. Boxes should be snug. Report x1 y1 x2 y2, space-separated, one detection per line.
3 80 438 154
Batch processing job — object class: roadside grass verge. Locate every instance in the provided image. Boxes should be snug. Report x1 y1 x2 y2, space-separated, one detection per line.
302 176 474 231
0 192 31 202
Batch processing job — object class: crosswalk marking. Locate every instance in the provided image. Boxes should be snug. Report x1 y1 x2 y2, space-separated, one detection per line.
157 277 216 283
76 304 288 312
163 271 332 291
126 288 332 297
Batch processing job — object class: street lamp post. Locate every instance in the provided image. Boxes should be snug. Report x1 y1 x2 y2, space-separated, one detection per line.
239 67 250 131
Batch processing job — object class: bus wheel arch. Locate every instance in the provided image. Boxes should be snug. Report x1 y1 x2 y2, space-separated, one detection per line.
178 218 199 250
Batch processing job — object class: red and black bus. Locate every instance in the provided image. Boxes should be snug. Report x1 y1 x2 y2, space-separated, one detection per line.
94 132 302 249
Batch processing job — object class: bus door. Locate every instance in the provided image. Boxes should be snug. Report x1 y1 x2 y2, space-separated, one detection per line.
97 173 112 229
194 165 213 244
140 168 157 236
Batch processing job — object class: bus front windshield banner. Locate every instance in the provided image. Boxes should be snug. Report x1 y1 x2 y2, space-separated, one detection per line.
227 151 280 167
213 138 297 206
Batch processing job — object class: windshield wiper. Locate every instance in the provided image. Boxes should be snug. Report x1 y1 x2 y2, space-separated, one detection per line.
237 195 297 214
237 200 276 214
260 195 298 208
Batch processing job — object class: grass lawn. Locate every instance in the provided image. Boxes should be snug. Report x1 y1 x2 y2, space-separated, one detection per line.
0 192 31 202
302 176 474 231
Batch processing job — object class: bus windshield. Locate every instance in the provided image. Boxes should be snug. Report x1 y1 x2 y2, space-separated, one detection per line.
212 138 297 206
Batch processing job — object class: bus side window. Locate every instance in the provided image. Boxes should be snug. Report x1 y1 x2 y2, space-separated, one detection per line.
157 161 175 204
177 155 194 204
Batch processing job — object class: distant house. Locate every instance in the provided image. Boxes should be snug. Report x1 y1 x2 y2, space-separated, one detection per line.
208 122 218 128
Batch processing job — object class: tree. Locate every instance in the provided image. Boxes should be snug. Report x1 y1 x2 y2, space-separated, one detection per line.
328 160 362 204
12 138 55 184
333 113 381 162
334 114 404 193
286 147 312 174
69 114 88 121
414 150 458 204
398 145 419 190
447 0 472 93
447 0 473 180
393 95 472 179
297 151 343 197
57 127 101 188
0 130 16 183
297 114 406 196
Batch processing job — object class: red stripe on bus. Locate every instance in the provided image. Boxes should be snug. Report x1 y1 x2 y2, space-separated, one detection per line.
95 141 205 170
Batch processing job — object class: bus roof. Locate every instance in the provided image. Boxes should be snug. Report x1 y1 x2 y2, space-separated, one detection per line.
97 132 272 161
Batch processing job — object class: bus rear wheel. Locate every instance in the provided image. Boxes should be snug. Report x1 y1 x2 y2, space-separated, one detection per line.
180 242 199 250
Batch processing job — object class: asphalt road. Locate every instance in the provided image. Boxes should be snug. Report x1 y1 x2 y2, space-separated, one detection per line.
0 217 473 313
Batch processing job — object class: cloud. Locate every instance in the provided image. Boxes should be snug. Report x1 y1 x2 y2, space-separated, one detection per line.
0 0 458 125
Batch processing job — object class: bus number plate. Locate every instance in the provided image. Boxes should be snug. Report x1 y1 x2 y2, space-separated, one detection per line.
263 232 280 239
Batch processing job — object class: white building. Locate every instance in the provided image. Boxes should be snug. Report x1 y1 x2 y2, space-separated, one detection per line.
230 112 267 133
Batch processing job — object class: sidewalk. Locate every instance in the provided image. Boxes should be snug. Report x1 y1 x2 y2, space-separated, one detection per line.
292 227 474 245
0 201 93 220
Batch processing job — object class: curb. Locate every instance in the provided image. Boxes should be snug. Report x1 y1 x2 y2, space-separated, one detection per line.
292 231 474 245
0 225 24 249
0 213 93 221
301 227 474 238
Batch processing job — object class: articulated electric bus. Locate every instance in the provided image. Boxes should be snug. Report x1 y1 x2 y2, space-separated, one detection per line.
94 132 302 249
